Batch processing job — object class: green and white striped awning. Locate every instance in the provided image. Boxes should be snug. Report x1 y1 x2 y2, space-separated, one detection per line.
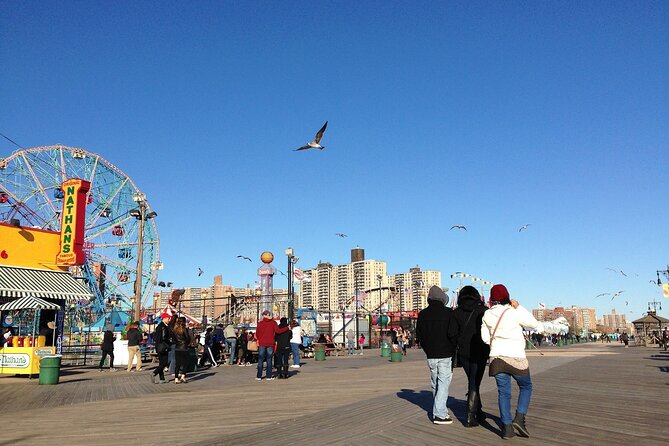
0 265 93 302
0 296 61 311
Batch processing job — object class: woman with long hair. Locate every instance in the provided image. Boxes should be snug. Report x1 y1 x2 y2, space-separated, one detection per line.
173 317 192 384
451 285 490 427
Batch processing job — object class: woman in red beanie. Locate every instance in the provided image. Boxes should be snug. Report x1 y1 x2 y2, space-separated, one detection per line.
481 284 541 439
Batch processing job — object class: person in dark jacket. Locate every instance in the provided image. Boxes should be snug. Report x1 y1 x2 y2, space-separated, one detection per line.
199 326 217 368
99 325 117 372
451 285 490 427
152 315 173 384
173 317 192 384
415 286 457 425
126 322 143 372
274 318 292 379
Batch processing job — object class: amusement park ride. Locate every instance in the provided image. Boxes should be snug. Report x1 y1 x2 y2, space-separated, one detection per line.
0 145 160 327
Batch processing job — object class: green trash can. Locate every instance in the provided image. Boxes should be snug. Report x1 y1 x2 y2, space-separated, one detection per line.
187 348 198 372
39 355 62 385
314 344 326 361
390 351 402 362
381 346 391 357
557 339 563 347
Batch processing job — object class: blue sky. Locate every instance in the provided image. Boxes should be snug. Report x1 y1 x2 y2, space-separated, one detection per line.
2 1 668 320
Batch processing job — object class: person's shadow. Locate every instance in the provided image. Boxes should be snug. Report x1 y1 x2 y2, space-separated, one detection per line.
397 389 502 436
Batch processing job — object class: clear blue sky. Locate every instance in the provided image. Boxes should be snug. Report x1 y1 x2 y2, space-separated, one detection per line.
2 1 668 321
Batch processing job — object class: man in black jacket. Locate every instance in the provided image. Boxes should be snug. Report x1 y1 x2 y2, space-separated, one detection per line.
151 315 172 384
416 286 457 425
126 322 143 372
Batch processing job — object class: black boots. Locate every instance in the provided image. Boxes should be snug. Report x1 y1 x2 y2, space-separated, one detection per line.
465 390 481 427
278 365 289 379
512 411 530 437
502 424 516 439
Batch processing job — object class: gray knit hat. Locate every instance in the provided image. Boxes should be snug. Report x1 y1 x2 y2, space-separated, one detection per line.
427 286 449 305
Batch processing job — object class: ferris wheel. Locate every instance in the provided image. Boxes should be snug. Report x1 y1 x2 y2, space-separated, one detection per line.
0 145 160 323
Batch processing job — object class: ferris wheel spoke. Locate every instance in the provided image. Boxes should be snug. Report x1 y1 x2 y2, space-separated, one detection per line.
19 152 59 218
87 176 129 231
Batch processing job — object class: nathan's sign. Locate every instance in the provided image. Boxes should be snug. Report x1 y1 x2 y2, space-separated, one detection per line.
0 353 30 368
56 178 91 266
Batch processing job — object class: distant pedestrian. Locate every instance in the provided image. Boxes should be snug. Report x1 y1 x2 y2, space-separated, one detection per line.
199 327 217 368
173 317 192 383
236 327 249 366
275 317 292 379
620 332 629 348
211 324 225 363
224 323 237 365
346 329 356 355
358 333 365 354
152 315 173 384
451 286 490 427
255 310 290 380
99 325 117 372
290 320 302 367
416 286 457 425
126 322 143 372
481 284 541 439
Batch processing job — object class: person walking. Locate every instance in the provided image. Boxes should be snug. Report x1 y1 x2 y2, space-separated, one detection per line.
620 332 629 348
236 327 249 366
198 327 217 368
451 285 490 427
173 317 192 384
152 315 173 384
275 317 292 379
346 328 356 355
224 323 237 365
99 325 117 372
415 286 457 425
358 333 365 355
481 284 541 439
255 310 290 380
126 322 143 372
290 320 302 368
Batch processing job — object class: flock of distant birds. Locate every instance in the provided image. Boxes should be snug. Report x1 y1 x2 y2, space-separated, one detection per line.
192 123 648 310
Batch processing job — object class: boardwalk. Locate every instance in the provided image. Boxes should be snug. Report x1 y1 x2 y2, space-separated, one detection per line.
0 343 667 445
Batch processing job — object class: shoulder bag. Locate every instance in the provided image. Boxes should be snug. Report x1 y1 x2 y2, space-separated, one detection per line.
488 307 529 376
452 311 475 369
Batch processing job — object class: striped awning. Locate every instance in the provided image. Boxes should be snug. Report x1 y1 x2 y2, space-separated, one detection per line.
0 265 94 302
0 296 61 311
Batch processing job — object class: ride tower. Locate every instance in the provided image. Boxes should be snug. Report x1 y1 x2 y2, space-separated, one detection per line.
257 251 276 316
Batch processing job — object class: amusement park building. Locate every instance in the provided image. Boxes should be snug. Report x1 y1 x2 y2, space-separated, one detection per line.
296 248 441 313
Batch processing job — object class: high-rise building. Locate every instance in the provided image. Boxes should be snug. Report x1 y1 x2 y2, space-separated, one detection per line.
296 249 441 313
601 309 627 332
532 305 597 333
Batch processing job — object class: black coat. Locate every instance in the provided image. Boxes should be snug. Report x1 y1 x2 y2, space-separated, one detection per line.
101 330 115 352
451 293 490 361
416 300 457 359
275 325 292 351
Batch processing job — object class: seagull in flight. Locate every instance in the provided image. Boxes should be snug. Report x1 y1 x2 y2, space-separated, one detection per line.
450 225 467 231
277 270 287 277
197 268 204 277
518 224 531 232
606 267 627 277
335 233 348 238
294 121 328 151
611 290 624 300
237 255 252 262
595 293 610 298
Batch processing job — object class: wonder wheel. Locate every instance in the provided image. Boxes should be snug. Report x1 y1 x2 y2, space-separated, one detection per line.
0 145 160 324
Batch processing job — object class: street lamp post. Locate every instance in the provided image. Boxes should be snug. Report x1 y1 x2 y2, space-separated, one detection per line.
451 272 471 296
285 248 298 321
377 274 383 342
130 193 157 324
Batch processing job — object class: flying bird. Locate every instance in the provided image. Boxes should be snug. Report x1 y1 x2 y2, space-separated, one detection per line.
450 225 467 231
619 270 627 277
518 224 531 232
335 233 348 238
197 268 204 277
277 270 287 277
611 290 624 300
294 121 328 151
237 255 252 262
595 293 610 298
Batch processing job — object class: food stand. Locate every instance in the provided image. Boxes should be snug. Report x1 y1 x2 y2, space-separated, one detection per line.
0 297 59 375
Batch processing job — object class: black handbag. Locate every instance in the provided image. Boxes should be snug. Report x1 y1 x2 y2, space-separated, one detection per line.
453 311 475 369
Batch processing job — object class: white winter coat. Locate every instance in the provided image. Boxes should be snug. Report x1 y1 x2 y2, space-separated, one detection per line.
481 304 540 359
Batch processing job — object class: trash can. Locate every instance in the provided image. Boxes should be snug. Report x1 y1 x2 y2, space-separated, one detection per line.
380 341 391 357
390 351 402 362
39 355 62 385
314 344 326 361
187 348 198 372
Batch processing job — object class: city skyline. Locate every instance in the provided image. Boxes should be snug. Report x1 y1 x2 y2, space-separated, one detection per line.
2 3 667 321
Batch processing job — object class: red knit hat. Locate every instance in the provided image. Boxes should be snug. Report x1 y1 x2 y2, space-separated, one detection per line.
490 284 510 303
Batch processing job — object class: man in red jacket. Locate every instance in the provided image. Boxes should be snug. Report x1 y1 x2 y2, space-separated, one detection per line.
255 310 290 380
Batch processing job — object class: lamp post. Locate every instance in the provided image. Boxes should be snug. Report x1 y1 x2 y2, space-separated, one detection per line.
656 266 669 285
451 272 471 292
130 193 157 324
285 248 298 321
377 274 383 342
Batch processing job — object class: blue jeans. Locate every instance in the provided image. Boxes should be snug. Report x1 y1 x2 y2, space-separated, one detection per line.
426 357 453 419
226 338 237 364
494 372 533 425
347 339 355 355
257 346 274 379
290 342 301 366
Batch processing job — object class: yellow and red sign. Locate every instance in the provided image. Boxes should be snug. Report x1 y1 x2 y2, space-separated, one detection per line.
56 178 90 266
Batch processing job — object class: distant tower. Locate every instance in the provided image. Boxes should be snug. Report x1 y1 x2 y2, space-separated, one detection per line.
351 246 365 263
257 251 276 316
